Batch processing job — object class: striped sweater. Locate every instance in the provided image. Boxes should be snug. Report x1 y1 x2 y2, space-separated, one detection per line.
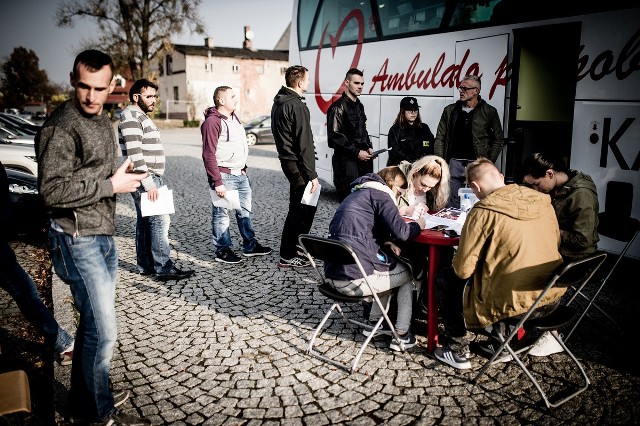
118 105 165 191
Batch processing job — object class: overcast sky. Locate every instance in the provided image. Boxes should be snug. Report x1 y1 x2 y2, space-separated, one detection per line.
0 0 294 87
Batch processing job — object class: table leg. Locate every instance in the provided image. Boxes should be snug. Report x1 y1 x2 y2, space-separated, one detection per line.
426 245 440 352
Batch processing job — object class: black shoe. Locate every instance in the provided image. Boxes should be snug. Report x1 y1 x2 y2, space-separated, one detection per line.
138 269 154 276
476 339 512 362
243 242 273 257
90 409 151 425
154 267 195 281
71 391 130 424
215 248 243 264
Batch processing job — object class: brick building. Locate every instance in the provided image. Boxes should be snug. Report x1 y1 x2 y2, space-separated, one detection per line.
157 27 289 124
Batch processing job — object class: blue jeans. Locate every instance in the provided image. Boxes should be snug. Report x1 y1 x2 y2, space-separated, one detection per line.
48 229 118 421
131 175 173 274
0 242 74 354
211 172 258 254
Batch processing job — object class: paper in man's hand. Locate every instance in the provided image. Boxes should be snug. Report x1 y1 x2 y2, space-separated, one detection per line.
301 181 321 206
141 185 175 217
210 189 241 210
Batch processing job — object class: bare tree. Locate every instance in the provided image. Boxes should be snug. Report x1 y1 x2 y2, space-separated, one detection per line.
56 0 205 80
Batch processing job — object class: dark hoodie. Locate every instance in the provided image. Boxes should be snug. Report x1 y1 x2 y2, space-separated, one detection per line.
270 86 317 181
324 173 422 280
552 170 599 260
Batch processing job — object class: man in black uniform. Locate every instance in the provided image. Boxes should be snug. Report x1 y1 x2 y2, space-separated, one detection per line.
327 68 374 202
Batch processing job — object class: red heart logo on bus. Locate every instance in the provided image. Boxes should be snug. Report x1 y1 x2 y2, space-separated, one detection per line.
314 9 364 114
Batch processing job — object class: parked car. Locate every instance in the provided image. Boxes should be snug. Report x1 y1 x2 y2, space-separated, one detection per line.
1 127 35 145
0 112 40 135
0 143 37 175
3 165 48 238
244 115 273 145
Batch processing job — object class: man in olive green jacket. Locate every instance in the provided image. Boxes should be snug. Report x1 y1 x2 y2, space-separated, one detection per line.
434 158 562 370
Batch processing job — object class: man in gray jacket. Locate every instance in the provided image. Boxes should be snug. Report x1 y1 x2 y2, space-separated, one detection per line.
35 50 150 425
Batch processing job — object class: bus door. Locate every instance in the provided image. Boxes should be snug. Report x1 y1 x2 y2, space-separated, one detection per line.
507 22 582 181
455 34 508 171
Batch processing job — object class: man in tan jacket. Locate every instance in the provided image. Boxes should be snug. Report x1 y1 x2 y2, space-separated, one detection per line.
434 158 562 370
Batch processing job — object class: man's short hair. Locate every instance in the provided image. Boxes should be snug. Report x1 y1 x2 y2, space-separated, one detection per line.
285 66 308 88
72 50 114 80
378 166 408 190
129 78 158 102
461 74 481 90
213 86 232 108
465 157 495 183
345 68 364 80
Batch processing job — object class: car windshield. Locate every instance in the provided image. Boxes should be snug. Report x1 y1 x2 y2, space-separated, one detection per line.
246 116 268 127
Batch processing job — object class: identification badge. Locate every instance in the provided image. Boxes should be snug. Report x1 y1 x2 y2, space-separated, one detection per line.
423 140 430 147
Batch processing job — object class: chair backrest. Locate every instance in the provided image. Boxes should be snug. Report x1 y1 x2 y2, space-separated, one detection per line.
550 252 608 295
604 181 633 220
298 234 358 265
520 252 607 325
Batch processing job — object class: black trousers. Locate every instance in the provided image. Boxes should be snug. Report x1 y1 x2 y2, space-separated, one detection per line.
332 153 373 202
279 160 317 259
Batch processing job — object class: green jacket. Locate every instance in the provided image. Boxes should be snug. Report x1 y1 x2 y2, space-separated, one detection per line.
552 170 599 260
434 98 504 162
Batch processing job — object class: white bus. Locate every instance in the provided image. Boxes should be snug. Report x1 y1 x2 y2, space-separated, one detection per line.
289 0 640 257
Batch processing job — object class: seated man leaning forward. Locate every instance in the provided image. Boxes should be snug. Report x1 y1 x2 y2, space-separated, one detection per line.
434 158 563 370
323 167 426 352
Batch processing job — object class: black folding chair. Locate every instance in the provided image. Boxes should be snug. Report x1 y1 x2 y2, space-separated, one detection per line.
564 181 639 341
298 234 406 373
472 252 607 408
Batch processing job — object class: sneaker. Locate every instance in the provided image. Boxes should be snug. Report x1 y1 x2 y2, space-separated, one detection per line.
362 320 390 337
154 266 195 281
277 255 311 268
389 331 417 352
89 409 151 426
243 242 273 257
528 331 564 357
215 248 243 264
434 346 472 370
477 339 512 363
58 342 74 366
113 390 130 408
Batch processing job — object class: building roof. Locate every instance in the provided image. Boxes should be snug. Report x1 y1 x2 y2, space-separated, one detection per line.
172 44 288 61
274 23 291 52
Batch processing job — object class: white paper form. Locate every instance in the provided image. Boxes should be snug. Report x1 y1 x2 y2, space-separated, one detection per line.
141 185 175 217
301 181 321 206
209 189 241 210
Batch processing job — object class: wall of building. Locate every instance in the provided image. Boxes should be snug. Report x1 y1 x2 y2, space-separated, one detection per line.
158 49 287 123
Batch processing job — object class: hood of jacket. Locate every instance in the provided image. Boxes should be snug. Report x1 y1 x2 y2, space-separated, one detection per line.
203 106 226 120
555 170 598 198
273 86 302 106
473 184 551 221
350 173 396 202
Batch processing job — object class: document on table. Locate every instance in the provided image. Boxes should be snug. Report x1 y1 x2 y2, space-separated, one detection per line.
301 181 321 206
422 208 467 235
210 189 241 210
141 185 175 217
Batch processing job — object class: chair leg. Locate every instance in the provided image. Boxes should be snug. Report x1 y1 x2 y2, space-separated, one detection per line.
473 332 590 408
564 282 620 341
307 297 397 373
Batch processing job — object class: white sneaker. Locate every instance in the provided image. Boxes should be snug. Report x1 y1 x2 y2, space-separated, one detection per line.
529 331 564 357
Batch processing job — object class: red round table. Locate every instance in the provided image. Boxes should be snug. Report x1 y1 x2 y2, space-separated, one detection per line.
412 229 460 352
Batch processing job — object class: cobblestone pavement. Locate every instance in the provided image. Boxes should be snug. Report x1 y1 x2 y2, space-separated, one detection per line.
35 128 640 424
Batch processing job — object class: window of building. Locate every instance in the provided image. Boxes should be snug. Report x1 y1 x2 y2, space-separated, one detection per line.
166 55 173 75
232 64 239 73
173 86 179 101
